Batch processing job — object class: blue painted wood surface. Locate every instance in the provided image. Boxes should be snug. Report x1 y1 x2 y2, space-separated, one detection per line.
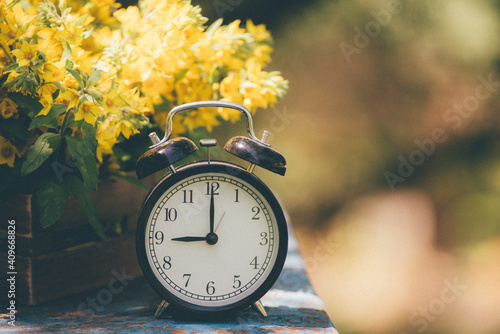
2 234 338 333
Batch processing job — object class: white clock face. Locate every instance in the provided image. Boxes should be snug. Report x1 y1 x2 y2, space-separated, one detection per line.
144 171 280 308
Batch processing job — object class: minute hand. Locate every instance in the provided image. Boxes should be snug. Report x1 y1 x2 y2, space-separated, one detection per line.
171 236 207 242
209 191 215 234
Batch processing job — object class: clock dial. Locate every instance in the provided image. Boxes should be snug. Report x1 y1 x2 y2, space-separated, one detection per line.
137 162 287 312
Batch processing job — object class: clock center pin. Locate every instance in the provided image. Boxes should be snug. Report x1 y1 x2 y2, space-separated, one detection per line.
206 232 218 245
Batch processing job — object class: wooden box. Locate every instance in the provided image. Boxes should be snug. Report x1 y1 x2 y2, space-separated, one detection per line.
0 177 152 305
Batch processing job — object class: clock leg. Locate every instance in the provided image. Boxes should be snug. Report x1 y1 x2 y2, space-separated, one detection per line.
252 299 267 317
154 299 170 318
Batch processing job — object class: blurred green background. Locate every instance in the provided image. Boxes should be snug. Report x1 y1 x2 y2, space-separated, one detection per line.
179 0 500 332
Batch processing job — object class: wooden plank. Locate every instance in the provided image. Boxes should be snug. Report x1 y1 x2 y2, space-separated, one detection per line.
0 231 142 305
0 193 39 236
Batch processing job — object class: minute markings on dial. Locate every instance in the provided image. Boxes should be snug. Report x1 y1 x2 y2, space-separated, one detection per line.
147 173 277 303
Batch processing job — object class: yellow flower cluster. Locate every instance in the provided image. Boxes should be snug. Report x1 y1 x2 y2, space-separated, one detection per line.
0 0 287 173
100 0 288 133
0 0 149 171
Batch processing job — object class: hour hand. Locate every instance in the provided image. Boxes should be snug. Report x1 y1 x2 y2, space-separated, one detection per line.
171 236 207 242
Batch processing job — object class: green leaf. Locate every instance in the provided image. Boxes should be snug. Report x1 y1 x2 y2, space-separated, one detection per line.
1 117 32 141
8 92 43 118
174 68 189 81
86 88 103 104
60 37 73 60
66 68 84 88
82 28 93 40
66 174 106 240
80 121 98 150
87 70 102 87
80 71 89 82
5 0 19 9
4 63 18 72
206 18 223 37
208 64 220 85
35 175 70 228
21 133 61 176
29 104 68 129
74 14 87 27
65 136 98 191
43 81 67 93
65 59 74 70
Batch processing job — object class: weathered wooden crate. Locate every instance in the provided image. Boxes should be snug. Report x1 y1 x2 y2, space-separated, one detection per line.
0 178 150 305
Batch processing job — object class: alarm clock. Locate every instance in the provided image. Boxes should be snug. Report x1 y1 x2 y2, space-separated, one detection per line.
135 101 288 318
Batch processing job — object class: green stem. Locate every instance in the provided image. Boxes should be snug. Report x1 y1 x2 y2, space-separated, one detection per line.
60 108 73 137
0 43 15 64
53 109 72 161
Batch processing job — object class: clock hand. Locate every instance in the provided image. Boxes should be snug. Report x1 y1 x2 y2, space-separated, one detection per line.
171 236 207 242
173 191 218 245
209 190 215 234
172 233 219 245
215 211 226 232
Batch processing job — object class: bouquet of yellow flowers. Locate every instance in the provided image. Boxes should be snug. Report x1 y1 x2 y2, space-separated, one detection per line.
0 0 287 238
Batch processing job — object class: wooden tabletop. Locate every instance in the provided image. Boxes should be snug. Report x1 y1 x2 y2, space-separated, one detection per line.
2 233 338 333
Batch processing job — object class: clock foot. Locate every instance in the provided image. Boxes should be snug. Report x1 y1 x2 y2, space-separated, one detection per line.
252 299 267 317
154 299 170 318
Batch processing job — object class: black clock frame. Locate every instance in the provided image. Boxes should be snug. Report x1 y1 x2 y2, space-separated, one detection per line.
136 161 288 315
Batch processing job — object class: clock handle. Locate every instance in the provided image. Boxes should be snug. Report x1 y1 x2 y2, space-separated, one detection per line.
160 101 270 147
165 101 286 176
136 101 286 178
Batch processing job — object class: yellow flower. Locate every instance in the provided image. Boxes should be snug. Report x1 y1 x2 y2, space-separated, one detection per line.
246 20 272 44
12 41 38 67
74 101 100 124
220 72 243 101
41 61 65 83
58 17 85 46
96 0 287 136
37 93 54 116
119 86 150 117
76 0 120 27
9 3 35 29
0 23 20 46
35 84 58 116
0 98 18 119
114 119 138 139
56 89 80 109
92 26 122 52
71 46 95 73
37 28 64 61
0 4 6 22
102 88 126 115
0 136 18 168
153 110 186 136
181 108 219 133
96 119 117 162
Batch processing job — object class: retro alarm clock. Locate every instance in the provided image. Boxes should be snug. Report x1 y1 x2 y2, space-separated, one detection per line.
135 101 288 318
